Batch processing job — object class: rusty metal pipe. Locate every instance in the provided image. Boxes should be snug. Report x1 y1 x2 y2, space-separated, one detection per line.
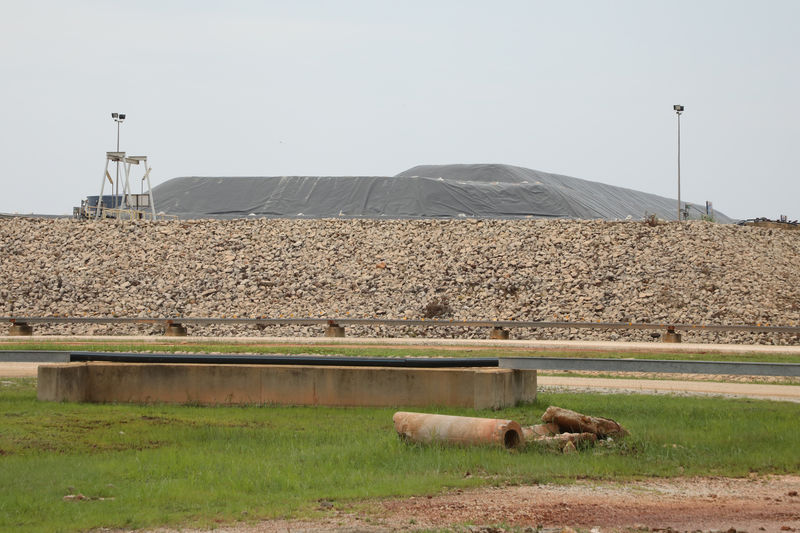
393 411 523 449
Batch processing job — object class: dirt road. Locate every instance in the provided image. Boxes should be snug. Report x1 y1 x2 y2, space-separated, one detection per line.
0 362 40 378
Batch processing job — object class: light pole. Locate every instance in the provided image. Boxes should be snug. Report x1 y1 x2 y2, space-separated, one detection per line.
673 105 684 221
111 113 126 208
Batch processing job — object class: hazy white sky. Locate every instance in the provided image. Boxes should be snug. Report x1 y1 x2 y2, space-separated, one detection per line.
1 0 798 220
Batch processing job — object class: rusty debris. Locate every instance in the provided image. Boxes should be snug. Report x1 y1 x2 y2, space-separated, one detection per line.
522 406 628 453
521 423 560 439
395 407 627 454
522 427 597 446
540 406 629 439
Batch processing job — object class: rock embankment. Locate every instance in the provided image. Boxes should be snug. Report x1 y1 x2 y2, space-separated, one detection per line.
1 218 798 343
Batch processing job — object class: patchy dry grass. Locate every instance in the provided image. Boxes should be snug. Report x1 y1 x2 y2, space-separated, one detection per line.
1 379 798 532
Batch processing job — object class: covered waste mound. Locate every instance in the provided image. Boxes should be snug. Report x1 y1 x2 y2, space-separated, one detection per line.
152 163 733 222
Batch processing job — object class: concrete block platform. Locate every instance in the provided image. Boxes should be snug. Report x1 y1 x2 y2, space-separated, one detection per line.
37 363 537 409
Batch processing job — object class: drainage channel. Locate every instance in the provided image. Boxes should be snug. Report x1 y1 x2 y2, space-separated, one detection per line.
68 352 500 368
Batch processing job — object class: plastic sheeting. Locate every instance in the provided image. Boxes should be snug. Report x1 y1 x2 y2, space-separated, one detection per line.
152 163 733 222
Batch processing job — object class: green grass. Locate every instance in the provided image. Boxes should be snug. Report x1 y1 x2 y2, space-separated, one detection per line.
1 379 799 532
2 339 800 364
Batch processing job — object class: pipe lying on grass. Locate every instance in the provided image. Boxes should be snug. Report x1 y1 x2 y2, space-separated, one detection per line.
393 411 523 449
393 407 628 453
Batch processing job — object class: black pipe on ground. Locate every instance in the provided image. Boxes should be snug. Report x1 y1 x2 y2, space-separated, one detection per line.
68 352 500 368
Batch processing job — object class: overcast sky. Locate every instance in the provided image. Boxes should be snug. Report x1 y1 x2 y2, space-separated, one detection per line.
1 0 798 220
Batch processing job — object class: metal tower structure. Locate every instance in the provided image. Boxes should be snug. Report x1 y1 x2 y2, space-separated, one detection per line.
95 152 157 220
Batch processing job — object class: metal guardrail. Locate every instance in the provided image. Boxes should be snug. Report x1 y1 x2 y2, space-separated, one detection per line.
3 316 800 341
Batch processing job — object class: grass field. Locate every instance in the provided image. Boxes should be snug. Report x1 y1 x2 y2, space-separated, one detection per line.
1 378 799 533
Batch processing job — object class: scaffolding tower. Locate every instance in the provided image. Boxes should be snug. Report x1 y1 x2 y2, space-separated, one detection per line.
94 152 157 220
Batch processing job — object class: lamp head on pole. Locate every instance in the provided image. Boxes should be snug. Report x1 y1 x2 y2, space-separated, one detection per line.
112 112 126 123
673 104 684 115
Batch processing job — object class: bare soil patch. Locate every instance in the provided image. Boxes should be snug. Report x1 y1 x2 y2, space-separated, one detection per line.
150 476 800 533
377 476 800 532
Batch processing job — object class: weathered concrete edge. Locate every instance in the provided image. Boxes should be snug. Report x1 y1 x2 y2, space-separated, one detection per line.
37 363 537 409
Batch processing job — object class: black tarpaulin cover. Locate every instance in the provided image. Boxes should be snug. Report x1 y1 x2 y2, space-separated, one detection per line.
151 163 732 222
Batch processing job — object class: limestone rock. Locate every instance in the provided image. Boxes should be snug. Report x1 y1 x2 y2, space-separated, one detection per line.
0 218 797 344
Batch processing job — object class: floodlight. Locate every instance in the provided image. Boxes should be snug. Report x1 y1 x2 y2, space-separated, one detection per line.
673 105 685 221
111 112 127 208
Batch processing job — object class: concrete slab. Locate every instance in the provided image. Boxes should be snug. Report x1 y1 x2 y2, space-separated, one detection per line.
36 363 537 409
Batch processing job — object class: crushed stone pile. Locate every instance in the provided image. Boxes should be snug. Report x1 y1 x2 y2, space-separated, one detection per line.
0 217 798 344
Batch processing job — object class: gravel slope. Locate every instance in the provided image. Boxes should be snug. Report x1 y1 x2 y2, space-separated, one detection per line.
1 218 798 344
